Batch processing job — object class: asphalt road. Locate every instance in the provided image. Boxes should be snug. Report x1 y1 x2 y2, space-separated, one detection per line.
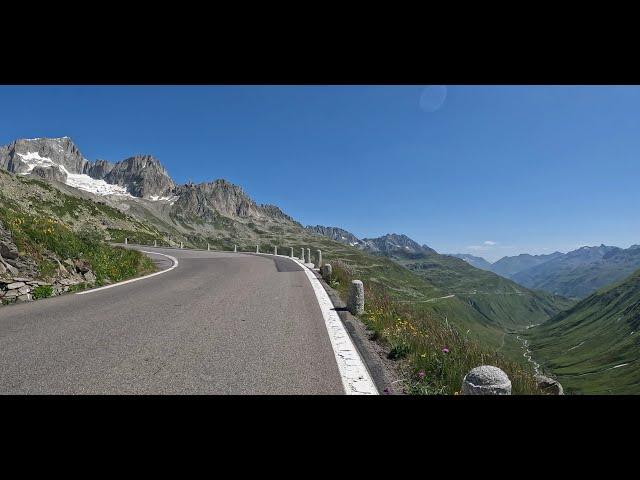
0 248 345 394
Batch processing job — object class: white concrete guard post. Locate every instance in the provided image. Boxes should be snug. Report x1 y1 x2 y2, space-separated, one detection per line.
461 366 512 395
321 264 332 281
207 243 210 251
274 246 277 255
306 248 311 264
301 247 305 261
234 245 237 253
180 242 183 249
256 245 259 253
154 240 157 247
125 238 128 245
347 280 364 315
290 247 294 258
317 250 322 267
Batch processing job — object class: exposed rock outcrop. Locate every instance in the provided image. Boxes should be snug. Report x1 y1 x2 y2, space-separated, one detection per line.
306 225 362 246
31 165 68 183
99 155 175 198
0 220 96 306
0 137 87 176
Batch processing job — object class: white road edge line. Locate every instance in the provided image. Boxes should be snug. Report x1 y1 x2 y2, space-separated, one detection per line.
283 254 378 395
76 251 179 295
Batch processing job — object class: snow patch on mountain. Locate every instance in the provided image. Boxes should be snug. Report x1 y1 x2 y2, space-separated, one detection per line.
16 151 58 172
65 172 133 197
16 151 133 197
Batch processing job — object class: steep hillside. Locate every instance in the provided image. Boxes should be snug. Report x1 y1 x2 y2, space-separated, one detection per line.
365 239 573 332
527 267 640 394
304 228 574 356
512 245 640 299
0 169 156 303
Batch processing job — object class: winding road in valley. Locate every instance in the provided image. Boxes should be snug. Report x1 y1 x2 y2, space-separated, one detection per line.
0 247 377 395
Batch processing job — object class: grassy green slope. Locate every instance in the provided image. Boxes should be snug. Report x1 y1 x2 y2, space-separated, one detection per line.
398 253 573 329
527 268 640 394
237 228 573 361
0 171 157 287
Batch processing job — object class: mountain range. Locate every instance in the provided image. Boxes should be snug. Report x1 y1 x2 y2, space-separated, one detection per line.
0 136 575 363
449 246 640 300
4 136 640 394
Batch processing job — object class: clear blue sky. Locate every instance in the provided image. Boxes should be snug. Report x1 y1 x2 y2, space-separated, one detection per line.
1 85 638 261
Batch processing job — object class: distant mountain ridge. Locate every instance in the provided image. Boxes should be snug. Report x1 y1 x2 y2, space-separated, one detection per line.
360 233 437 256
511 244 640 299
305 225 362 247
490 252 564 278
448 253 493 271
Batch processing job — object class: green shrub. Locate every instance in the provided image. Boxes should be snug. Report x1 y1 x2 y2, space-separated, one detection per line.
32 285 53 299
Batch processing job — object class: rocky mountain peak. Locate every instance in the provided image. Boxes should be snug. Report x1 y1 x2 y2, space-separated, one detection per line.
361 233 436 255
305 225 363 246
0 136 87 177
98 154 175 198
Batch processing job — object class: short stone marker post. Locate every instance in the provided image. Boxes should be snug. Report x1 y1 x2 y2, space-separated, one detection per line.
207 243 210 251
461 366 512 395
290 247 294 258
306 248 311 264
180 242 183 249
317 250 322 267
301 247 305 261
256 245 259 253
321 263 332 281
534 375 564 395
274 246 277 255
347 280 364 315
125 238 128 245
234 245 237 253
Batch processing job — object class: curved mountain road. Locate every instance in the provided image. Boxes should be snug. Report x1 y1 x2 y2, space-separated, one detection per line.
0 247 374 394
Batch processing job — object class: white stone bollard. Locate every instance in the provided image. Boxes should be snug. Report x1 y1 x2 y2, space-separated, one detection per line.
256 245 259 253
290 247 294 258
306 248 311 264
301 248 305 261
321 263 332 281
274 246 277 255
125 238 128 245
207 243 210 251
347 280 364 315
154 240 157 247
234 245 237 253
317 250 322 267
180 242 183 249
462 366 512 395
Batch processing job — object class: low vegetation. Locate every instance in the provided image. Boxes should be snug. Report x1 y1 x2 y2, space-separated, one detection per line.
0 194 155 287
528 267 640 394
328 261 541 394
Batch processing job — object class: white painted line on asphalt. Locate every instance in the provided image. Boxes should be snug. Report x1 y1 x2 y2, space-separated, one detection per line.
76 251 179 295
290 256 378 395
